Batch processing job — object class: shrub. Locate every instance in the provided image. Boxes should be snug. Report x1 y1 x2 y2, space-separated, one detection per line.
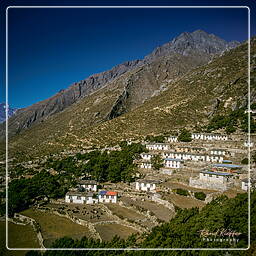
241 158 249 165
194 192 206 201
175 188 189 196
178 129 192 142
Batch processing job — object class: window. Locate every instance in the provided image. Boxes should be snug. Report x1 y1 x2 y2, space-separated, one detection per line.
77 196 81 200
69 195 72 199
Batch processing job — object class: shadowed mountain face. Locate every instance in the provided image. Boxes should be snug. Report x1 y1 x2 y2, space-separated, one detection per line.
0 30 240 141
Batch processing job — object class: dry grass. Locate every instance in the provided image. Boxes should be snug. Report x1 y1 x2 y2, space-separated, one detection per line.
0 220 39 256
163 193 206 209
106 204 146 221
95 223 138 241
21 208 91 247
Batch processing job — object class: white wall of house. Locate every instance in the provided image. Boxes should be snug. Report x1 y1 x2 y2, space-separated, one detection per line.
141 153 152 161
65 194 97 204
146 144 169 151
98 194 117 203
210 149 226 156
242 181 248 191
167 136 178 142
81 184 97 192
199 172 231 183
164 159 182 168
135 182 156 191
206 155 223 163
140 162 152 169
192 133 228 141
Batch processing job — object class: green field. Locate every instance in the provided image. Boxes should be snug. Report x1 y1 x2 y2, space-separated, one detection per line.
21 208 91 247
0 220 39 256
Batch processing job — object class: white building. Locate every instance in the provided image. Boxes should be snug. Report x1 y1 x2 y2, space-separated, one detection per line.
166 136 178 142
189 171 233 191
78 180 97 192
210 149 228 156
135 179 160 192
146 143 170 151
139 161 152 169
192 133 228 141
241 178 255 191
164 158 183 168
162 152 222 163
211 163 242 172
65 192 98 204
98 191 118 203
205 155 224 163
141 153 152 161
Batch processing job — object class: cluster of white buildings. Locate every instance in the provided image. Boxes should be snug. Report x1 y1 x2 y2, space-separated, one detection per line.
146 143 170 151
162 152 224 163
65 180 118 204
191 133 228 141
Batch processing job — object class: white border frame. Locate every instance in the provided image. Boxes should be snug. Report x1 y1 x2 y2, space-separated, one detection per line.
5 5 251 251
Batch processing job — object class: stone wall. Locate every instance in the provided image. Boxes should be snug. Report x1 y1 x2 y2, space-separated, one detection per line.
189 177 233 191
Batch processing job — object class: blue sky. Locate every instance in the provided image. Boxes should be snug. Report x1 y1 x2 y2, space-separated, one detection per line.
0 0 254 108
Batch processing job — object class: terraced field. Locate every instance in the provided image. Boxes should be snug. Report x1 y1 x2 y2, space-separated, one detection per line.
106 203 146 221
121 196 175 222
0 220 39 255
95 223 138 241
162 193 206 209
21 208 91 247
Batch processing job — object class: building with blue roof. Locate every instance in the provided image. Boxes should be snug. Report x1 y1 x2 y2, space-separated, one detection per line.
212 163 242 169
189 170 234 191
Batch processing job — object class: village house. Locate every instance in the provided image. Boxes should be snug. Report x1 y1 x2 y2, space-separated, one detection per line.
135 179 160 192
189 170 234 191
162 152 222 163
78 180 97 192
175 146 206 154
211 163 243 173
140 153 152 161
166 136 178 142
205 155 224 163
146 143 170 151
98 191 118 203
241 178 256 191
164 158 183 168
139 161 152 169
209 148 228 156
191 133 228 141
65 192 98 204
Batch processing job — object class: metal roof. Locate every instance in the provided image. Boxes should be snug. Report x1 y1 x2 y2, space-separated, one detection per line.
201 171 233 176
212 163 242 168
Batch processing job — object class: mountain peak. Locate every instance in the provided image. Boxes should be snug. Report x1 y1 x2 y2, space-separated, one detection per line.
146 29 240 60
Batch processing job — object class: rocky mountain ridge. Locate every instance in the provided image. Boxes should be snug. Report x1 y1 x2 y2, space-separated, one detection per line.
0 29 240 139
3 37 254 160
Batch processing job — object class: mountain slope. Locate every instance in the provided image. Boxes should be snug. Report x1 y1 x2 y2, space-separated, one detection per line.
0 30 239 140
0 103 18 123
4 37 254 160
